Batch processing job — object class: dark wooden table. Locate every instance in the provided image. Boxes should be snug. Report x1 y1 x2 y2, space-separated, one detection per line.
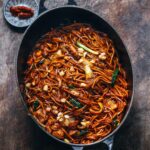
0 0 150 150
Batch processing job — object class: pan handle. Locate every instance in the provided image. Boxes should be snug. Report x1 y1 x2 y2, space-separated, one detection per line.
72 136 114 150
72 146 83 150
103 136 114 150
38 0 77 14
67 0 77 5
39 0 47 14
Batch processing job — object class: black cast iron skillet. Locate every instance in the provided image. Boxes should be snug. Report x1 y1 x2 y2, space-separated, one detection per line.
16 0 134 149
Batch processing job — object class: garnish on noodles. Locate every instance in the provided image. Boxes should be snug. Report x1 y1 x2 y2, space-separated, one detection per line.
24 23 128 144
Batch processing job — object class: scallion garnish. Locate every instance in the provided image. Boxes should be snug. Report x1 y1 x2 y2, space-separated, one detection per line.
77 129 88 136
77 41 99 55
68 84 75 89
33 100 39 111
69 98 82 108
113 118 120 127
111 68 119 87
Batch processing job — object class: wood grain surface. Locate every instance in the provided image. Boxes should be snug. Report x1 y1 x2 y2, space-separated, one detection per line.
0 0 150 150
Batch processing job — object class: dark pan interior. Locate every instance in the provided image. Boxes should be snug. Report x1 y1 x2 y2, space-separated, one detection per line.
17 6 133 146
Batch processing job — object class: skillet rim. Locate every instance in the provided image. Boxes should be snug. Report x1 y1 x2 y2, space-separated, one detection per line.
15 5 134 147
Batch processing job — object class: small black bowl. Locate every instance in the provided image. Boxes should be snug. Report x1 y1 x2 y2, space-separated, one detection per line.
3 0 39 28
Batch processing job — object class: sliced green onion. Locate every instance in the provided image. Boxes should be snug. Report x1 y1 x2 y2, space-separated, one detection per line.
77 129 88 136
33 100 39 111
69 98 82 108
111 68 119 87
113 118 120 127
68 84 75 89
77 41 99 55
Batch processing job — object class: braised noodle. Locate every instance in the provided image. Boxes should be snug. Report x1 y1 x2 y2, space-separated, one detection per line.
24 23 128 144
